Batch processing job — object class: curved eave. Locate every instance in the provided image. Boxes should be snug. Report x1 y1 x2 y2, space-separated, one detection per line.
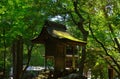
31 37 45 44
31 27 47 44
31 21 87 46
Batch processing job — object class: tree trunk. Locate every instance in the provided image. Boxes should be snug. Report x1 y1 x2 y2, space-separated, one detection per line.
72 1 89 78
21 44 33 79
77 22 88 78
3 26 6 79
12 36 23 79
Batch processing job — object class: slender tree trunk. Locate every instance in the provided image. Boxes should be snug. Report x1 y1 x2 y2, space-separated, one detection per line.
72 1 89 78
3 25 6 79
21 44 34 79
12 36 23 79
77 22 88 78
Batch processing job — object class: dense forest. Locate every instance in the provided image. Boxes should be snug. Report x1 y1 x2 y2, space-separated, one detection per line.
0 0 120 79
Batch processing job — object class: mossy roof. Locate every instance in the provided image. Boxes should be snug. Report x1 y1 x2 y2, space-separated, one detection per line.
32 20 87 45
52 30 86 44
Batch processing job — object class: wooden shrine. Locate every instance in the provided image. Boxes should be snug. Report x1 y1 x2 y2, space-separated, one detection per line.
32 20 86 77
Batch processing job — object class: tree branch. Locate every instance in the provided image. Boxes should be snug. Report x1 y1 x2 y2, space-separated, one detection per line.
108 24 120 53
69 13 78 25
99 54 120 75
73 1 84 22
103 6 120 53
88 17 120 72
21 44 34 79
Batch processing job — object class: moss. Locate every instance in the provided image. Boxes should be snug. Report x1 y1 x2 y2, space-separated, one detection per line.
53 30 86 43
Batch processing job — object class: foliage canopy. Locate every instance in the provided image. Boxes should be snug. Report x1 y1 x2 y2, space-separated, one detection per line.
0 0 120 78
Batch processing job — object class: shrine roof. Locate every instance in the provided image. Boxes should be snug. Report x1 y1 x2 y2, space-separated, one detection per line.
32 20 86 45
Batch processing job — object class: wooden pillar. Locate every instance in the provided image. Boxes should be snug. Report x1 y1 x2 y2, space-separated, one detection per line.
72 54 75 69
54 56 65 71
54 56 65 78
72 46 76 69
108 68 113 79
12 36 23 79
54 44 65 78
